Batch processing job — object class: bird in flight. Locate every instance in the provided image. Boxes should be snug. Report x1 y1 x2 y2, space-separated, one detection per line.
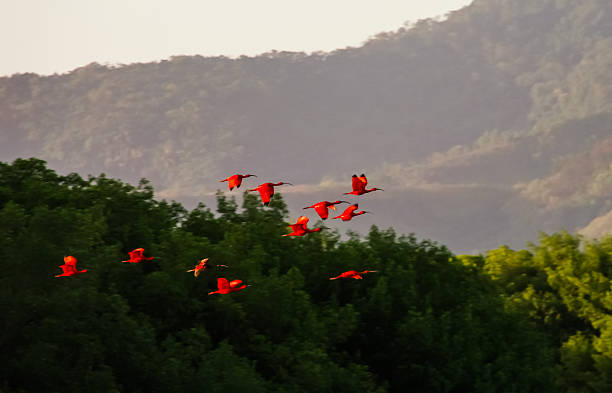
344 174 383 196
303 200 350 220
187 258 228 277
220 173 257 191
332 203 371 221
208 278 249 295
329 270 378 280
55 256 87 277
248 181 292 206
283 215 325 237
122 248 155 263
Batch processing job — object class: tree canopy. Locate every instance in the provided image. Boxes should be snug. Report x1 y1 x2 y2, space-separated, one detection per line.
0 158 583 393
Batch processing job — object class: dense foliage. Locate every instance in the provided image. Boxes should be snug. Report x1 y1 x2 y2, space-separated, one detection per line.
1 0 611 252
0 158 572 393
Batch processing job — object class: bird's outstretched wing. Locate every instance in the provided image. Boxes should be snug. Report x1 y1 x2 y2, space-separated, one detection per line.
258 185 273 205
288 223 305 232
229 279 243 288
314 204 329 219
217 278 230 292
345 205 358 215
358 174 368 188
351 175 362 193
60 264 76 275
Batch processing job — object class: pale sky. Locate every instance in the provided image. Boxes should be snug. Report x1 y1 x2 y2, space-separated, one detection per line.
1 0 471 76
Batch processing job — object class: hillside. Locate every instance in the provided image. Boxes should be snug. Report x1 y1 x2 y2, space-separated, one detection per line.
1 0 611 252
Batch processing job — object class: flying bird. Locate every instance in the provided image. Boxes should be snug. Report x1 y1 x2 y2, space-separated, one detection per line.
329 270 378 280
303 200 350 220
332 203 371 221
344 174 383 196
283 215 325 237
220 173 257 191
55 256 87 277
187 258 228 277
122 248 155 263
208 278 249 295
247 181 292 206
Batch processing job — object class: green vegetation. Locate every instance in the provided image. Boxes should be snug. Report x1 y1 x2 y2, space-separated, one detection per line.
3 158 612 392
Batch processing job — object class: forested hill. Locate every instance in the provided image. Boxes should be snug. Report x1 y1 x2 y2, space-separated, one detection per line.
1 0 612 252
3 157 612 392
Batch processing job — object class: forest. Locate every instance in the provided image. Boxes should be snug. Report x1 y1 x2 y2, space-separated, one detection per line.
2 158 612 393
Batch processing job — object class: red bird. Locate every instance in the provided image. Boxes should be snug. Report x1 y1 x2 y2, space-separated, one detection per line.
332 203 371 221
208 278 249 295
303 200 350 220
283 216 325 237
122 248 155 263
329 270 378 280
344 173 383 196
220 173 257 191
187 258 228 277
247 181 292 206
55 256 87 278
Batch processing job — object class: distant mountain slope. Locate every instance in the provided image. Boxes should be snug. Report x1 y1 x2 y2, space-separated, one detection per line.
1 0 611 252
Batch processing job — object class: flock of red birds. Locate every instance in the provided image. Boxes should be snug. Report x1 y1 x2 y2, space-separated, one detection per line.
56 173 382 293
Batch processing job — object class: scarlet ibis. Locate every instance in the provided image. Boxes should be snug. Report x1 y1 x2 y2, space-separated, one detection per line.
220 173 257 191
55 256 87 277
122 248 155 263
329 270 378 280
247 181 292 206
187 258 228 277
303 200 350 220
208 278 249 295
344 174 383 196
283 215 325 237
332 204 371 221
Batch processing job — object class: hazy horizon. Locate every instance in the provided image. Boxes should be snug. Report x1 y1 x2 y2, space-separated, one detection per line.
1 0 471 76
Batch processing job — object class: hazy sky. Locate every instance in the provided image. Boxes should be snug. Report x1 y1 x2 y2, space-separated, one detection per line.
1 0 471 76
